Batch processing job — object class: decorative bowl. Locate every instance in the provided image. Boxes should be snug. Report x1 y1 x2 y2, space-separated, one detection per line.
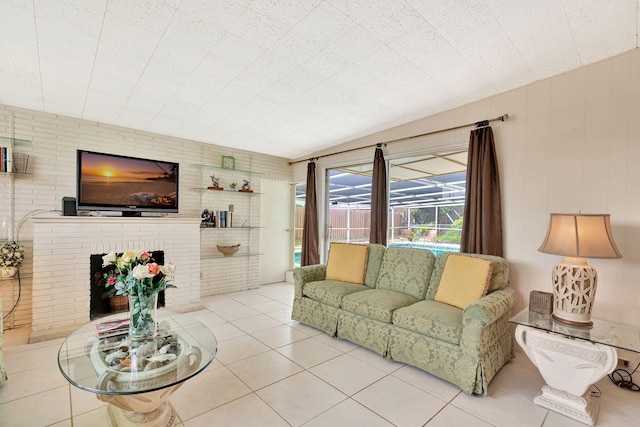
217 244 241 256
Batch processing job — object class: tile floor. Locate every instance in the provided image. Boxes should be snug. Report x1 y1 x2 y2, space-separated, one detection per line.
1 282 639 426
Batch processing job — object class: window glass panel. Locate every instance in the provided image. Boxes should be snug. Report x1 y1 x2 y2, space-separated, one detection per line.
293 183 305 267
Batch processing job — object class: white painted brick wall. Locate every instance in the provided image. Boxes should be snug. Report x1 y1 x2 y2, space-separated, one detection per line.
31 217 202 333
0 104 293 331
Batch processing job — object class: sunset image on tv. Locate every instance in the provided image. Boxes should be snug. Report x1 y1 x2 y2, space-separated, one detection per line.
79 152 178 209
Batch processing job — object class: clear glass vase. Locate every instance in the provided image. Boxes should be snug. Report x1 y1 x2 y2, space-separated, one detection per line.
128 292 158 340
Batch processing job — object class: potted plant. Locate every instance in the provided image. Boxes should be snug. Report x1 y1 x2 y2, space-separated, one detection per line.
0 241 24 278
229 182 238 192
94 266 128 312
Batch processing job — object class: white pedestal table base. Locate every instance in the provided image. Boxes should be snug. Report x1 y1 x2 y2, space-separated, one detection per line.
515 325 617 426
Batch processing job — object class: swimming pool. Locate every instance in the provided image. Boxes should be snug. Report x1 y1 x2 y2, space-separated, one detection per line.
388 242 459 256
294 242 458 266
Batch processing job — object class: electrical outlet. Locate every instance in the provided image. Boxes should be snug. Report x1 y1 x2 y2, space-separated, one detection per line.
618 358 630 368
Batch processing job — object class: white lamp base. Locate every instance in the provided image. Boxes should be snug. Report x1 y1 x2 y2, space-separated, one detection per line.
552 257 597 326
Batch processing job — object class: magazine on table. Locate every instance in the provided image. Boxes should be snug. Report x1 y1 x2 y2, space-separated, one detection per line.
95 318 130 338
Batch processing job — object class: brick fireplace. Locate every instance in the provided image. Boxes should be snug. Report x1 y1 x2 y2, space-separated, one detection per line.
31 216 202 342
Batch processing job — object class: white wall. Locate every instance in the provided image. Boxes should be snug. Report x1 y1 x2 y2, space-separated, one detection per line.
0 105 292 330
295 48 640 327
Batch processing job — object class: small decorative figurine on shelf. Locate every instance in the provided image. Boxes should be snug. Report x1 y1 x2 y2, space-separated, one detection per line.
229 182 237 192
208 175 223 190
240 179 253 193
200 209 215 227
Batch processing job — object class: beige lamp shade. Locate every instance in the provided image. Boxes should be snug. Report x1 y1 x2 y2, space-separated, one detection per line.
538 214 622 259
538 213 622 326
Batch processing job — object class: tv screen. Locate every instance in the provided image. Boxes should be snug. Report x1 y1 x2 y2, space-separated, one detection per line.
76 150 179 216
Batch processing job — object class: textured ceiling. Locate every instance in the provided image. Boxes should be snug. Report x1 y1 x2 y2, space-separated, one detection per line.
0 0 637 160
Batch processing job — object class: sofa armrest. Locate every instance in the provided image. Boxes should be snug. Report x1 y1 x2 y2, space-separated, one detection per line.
460 287 516 354
463 287 516 327
293 265 326 299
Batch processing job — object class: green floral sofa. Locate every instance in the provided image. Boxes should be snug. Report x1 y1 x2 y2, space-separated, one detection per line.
292 244 516 395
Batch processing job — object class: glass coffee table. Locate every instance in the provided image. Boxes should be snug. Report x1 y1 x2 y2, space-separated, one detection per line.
509 309 640 426
58 311 217 426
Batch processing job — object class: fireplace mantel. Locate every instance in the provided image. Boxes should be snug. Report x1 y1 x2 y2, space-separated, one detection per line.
31 215 202 342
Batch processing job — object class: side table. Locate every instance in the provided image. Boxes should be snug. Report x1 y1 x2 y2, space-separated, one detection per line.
58 311 217 426
509 309 640 426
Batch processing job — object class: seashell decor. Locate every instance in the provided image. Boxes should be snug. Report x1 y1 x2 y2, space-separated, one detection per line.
97 320 181 372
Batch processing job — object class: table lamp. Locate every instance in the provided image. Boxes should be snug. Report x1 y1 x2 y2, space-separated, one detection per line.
538 213 622 326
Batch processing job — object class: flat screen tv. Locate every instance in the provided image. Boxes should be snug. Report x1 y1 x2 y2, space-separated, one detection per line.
76 150 179 216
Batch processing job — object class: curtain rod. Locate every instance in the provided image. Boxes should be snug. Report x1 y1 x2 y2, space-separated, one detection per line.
290 113 509 165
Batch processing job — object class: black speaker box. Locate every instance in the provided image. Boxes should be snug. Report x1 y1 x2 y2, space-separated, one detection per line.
62 197 77 216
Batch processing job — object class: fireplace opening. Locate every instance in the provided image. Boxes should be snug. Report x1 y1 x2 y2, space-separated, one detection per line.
90 251 166 320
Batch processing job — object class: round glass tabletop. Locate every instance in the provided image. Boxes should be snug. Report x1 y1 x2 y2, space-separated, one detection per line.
58 311 217 396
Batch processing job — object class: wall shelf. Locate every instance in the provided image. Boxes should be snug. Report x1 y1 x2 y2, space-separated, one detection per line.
193 160 263 293
200 226 263 230
191 188 263 195
201 252 262 260
191 163 265 177
0 135 31 145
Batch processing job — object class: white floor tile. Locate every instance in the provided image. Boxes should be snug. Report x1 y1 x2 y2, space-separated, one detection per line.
215 335 271 365
3 341 61 374
184 393 289 427
2 281 638 427
208 322 246 342
0 385 71 426
0 363 68 403
251 324 311 348
231 313 284 333
227 350 303 390
302 398 394 427
491 350 545 401
226 290 272 305
69 383 108 417
425 404 493 426
71 406 110 427
249 300 292 314
451 388 548 427
257 371 347 426
347 346 405 374
253 287 293 300
353 375 447 427
171 366 252 420
266 309 296 324
309 353 387 395
216 306 262 322
276 337 343 369
392 364 461 402
313 333 360 352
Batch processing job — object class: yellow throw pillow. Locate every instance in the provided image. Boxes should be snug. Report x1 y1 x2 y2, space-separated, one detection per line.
325 243 369 284
434 254 493 310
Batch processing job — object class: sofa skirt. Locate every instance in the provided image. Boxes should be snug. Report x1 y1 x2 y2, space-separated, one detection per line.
291 297 341 336
337 310 392 356
388 319 515 396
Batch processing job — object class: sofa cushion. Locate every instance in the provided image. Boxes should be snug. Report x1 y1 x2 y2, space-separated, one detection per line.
363 243 386 288
326 243 369 284
434 254 493 310
392 300 463 345
375 247 436 299
303 280 369 308
341 289 419 323
426 252 509 300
